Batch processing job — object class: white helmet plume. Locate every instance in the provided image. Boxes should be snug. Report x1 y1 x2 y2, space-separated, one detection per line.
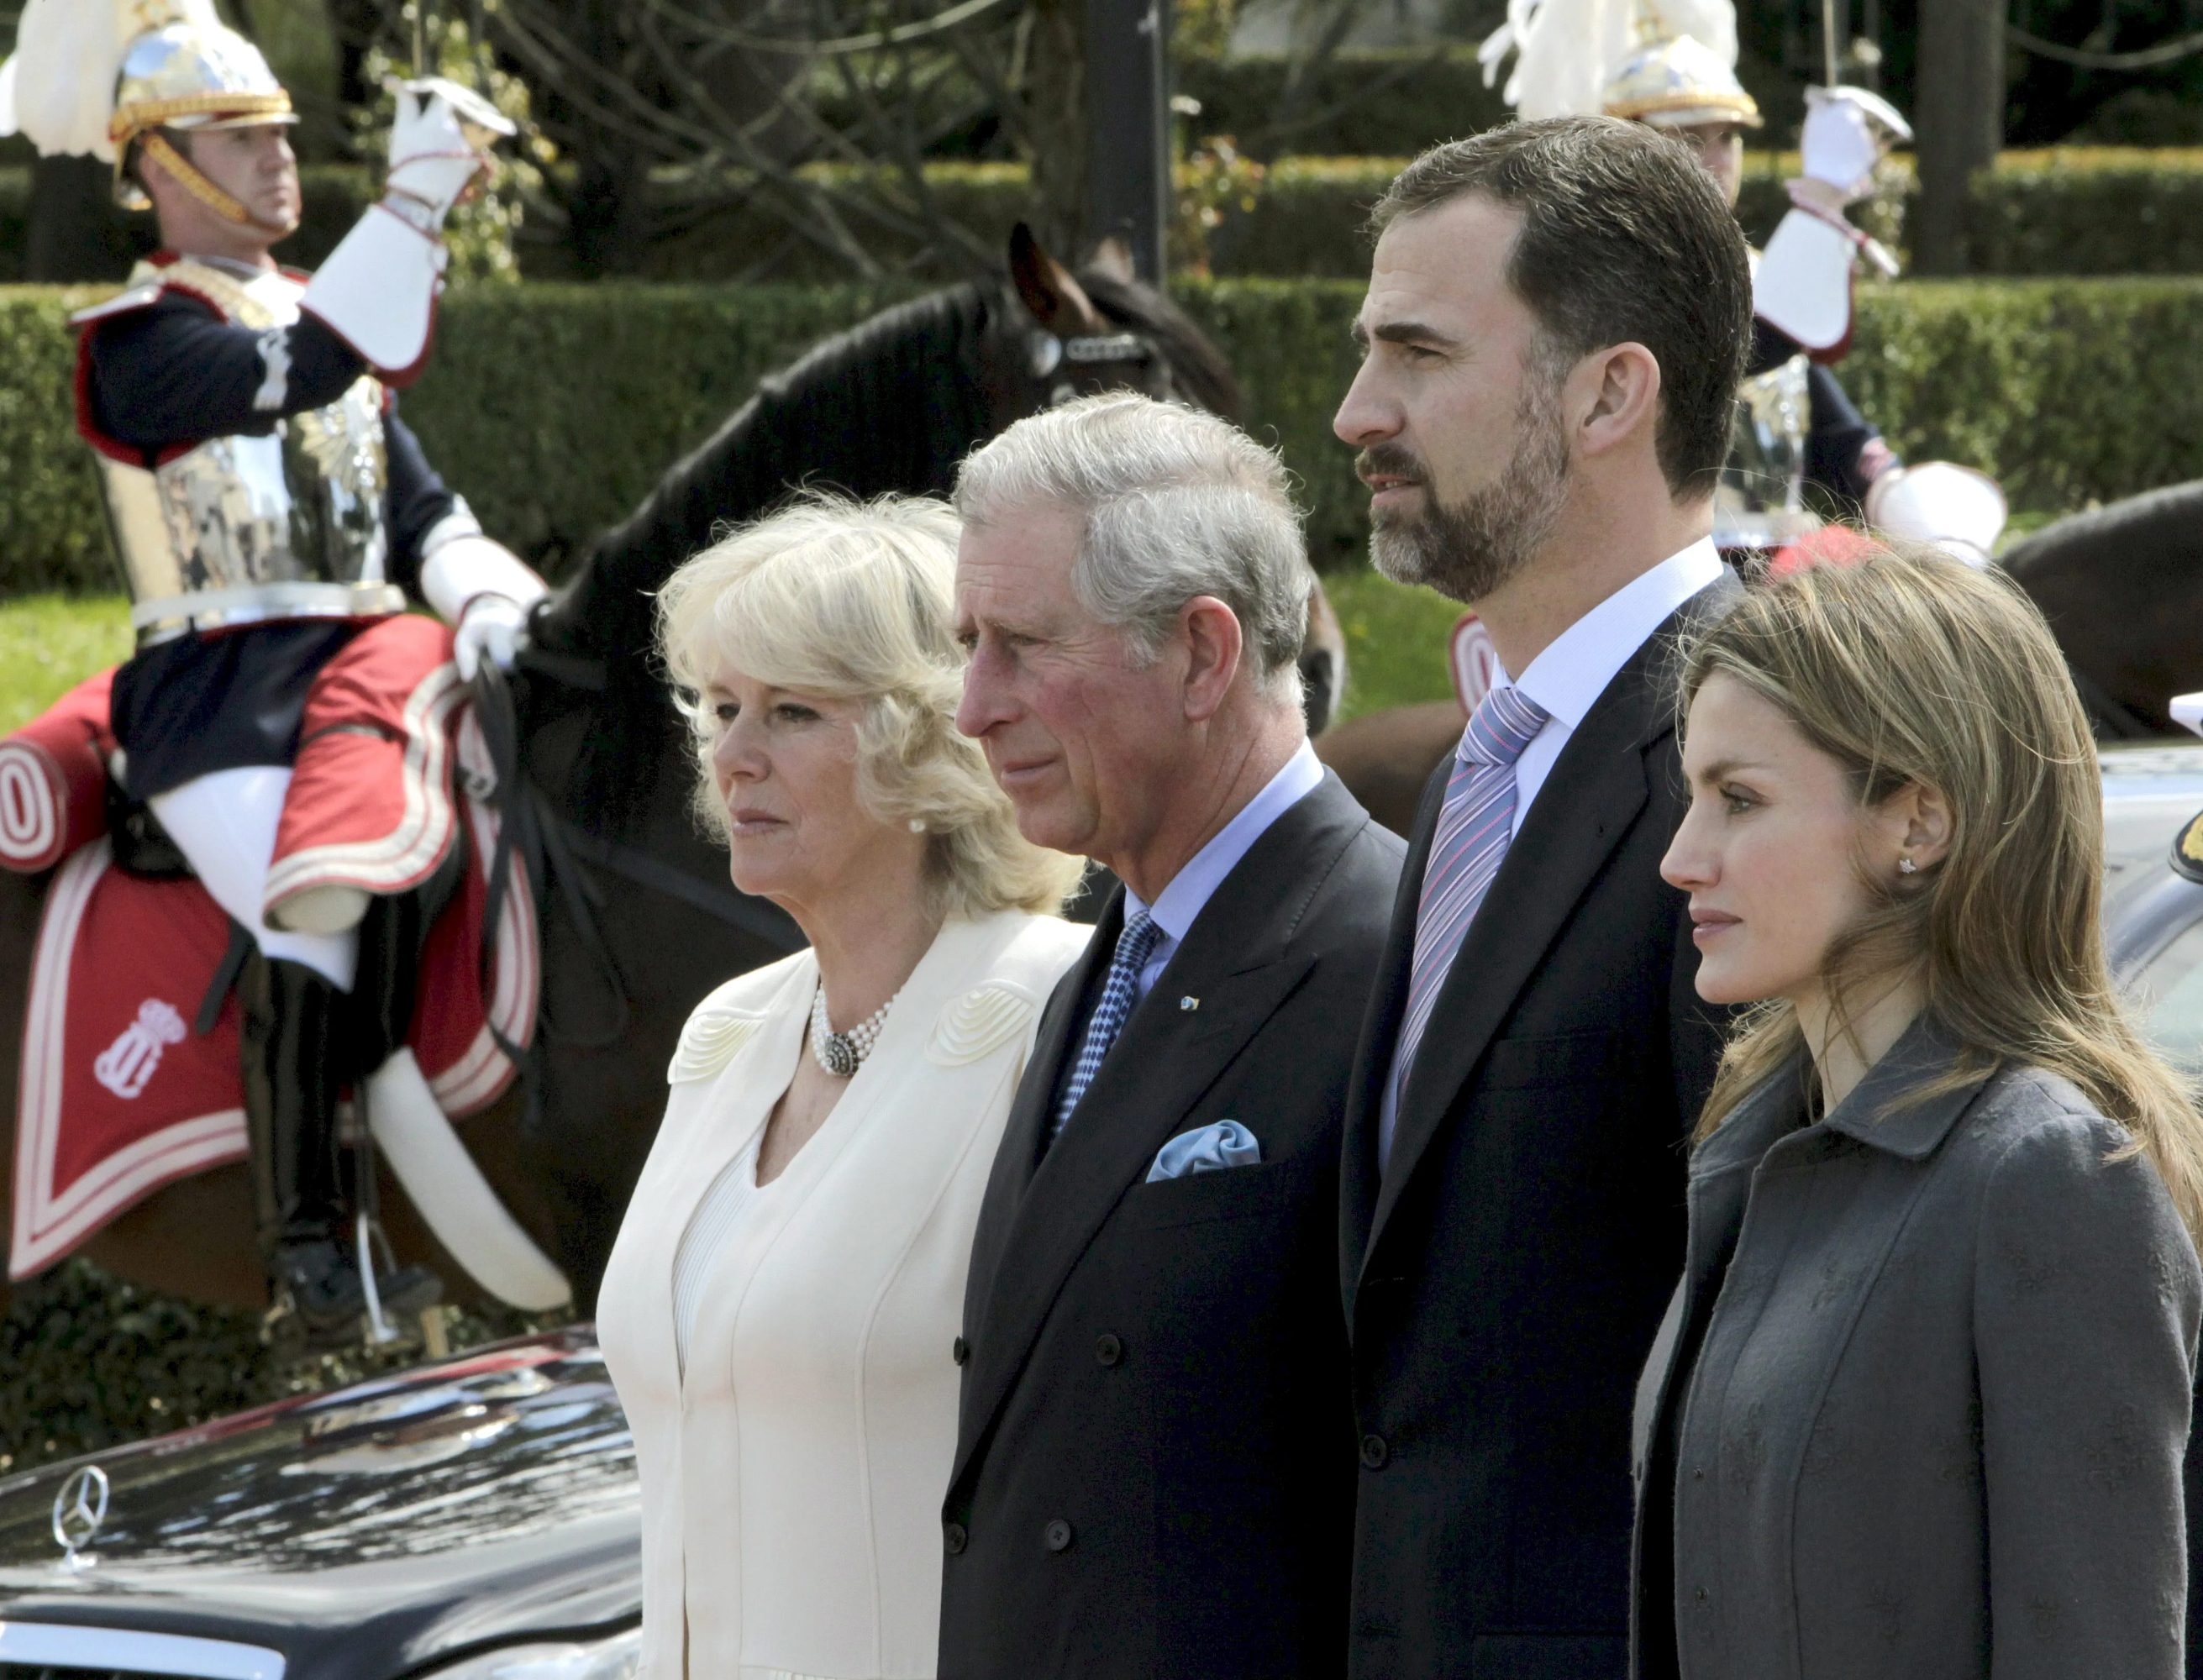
0 0 223 161
1481 0 1741 121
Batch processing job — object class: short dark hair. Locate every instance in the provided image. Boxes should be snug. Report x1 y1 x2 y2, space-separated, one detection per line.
1370 116 1751 499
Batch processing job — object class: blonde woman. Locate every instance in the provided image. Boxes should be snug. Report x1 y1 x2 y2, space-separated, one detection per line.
597 494 1088 1680
1638 549 2203 1679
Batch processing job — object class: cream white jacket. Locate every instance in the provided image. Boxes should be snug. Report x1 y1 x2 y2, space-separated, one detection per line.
598 911 1091 1680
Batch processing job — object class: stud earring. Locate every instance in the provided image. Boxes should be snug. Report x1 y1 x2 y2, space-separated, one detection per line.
1898 855 1918 875
908 817 927 833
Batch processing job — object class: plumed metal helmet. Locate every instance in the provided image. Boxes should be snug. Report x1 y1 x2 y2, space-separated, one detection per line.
110 21 295 148
108 19 296 209
1603 34 1764 129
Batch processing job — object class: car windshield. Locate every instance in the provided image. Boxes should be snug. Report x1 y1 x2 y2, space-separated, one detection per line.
2132 920 2203 1075
2102 747 2203 1078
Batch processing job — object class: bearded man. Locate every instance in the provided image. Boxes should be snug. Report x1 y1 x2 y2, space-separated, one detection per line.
1330 118 1747 1677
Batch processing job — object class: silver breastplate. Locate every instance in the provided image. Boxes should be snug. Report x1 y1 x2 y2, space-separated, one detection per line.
82 260 405 647
1713 353 1821 552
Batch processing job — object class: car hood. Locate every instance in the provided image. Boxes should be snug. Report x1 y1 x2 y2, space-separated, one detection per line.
0 1327 639 1680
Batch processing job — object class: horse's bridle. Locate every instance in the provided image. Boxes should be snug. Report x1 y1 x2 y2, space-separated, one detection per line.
1025 328 1158 379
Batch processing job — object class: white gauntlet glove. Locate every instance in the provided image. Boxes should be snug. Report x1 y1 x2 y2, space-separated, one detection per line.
1864 462 2007 567
1754 87 1914 351
1800 86 1912 201
301 81 513 380
420 515 549 680
453 593 533 681
385 77 515 228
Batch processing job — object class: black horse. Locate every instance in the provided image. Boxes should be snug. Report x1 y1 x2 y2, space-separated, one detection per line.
2001 481 2203 738
0 228 1287 1320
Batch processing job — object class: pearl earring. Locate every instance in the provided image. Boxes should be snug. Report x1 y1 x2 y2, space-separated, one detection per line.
909 818 926 833
1898 855 1918 875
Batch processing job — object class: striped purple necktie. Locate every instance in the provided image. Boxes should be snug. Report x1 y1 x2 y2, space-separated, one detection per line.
1387 683 1551 1120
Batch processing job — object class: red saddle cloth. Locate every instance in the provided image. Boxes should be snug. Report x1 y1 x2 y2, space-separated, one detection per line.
8 628 539 1279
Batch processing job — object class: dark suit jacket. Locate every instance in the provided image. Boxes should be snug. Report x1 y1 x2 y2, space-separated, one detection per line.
940 769 1405 1679
1340 580 1736 1680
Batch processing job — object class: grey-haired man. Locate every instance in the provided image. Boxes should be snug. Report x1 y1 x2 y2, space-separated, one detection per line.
939 391 1402 1677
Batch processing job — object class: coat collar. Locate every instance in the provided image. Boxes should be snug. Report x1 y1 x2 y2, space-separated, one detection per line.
651 915 1043 1291
1687 1050 1812 1178
953 773 1369 1492
1690 1014 1995 1180
1635 1016 1997 1481
1819 1015 1996 1159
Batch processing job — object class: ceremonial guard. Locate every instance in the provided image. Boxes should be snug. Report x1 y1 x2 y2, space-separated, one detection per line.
0 0 550 1337
1483 0 2006 559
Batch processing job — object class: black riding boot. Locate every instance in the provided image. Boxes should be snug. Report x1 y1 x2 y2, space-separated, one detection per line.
240 954 439 1342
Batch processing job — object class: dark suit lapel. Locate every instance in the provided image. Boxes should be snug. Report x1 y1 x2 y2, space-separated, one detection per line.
1002 916 1112 1194
958 906 1116 1360
1363 580 1730 1270
1338 752 1450 1309
954 775 1361 1489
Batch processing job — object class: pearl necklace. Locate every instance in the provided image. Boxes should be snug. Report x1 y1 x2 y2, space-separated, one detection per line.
810 983 897 1079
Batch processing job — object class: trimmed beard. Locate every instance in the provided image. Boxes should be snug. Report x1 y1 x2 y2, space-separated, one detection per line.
1364 363 1573 606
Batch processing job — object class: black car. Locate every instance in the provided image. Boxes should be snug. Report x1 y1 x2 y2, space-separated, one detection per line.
0 1327 639 1680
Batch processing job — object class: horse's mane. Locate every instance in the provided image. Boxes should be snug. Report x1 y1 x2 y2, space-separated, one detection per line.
540 283 997 829
545 282 997 674
539 265 1244 832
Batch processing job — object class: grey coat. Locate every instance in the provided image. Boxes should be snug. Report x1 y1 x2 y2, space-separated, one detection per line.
1631 1018 2202 1680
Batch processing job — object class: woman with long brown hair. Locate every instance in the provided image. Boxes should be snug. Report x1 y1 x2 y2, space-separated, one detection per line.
1636 548 2203 1678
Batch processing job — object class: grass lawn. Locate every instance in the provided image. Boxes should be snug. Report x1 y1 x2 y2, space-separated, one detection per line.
0 594 132 732
0 579 1469 732
0 525 2069 736
1325 566 1464 721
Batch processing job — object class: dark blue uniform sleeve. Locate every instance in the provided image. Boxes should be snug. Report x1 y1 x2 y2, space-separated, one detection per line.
87 291 366 451
1747 318 1897 511
383 402 461 596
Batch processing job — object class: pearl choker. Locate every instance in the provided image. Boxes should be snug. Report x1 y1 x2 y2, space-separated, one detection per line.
810 983 897 1079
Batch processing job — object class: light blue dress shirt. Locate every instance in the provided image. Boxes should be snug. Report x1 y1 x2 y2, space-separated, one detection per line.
1119 738 1325 1005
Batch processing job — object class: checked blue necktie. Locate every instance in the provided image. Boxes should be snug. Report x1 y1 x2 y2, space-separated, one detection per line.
1051 909 1163 1139
1385 683 1551 1126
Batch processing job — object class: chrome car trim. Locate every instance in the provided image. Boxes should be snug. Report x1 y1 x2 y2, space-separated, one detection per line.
0 1620 286 1680
2109 870 2203 982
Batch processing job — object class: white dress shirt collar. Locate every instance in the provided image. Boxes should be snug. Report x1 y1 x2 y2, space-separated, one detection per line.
1375 536 1725 1177
1501 536 1724 730
1122 738 1325 996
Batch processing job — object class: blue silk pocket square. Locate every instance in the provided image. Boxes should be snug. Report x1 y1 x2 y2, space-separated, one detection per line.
1145 1119 1262 1183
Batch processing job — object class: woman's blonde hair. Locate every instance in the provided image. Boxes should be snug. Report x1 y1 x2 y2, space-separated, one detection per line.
1682 549 2203 1240
655 492 1085 921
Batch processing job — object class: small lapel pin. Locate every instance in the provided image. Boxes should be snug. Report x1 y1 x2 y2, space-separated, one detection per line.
1180 995 1200 1011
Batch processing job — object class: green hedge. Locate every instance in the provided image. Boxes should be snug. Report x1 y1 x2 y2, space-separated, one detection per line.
5 276 2203 595
1173 52 1513 160
1226 150 2203 280
1203 276 2203 564
0 285 112 593
0 166 371 285
13 150 2203 285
